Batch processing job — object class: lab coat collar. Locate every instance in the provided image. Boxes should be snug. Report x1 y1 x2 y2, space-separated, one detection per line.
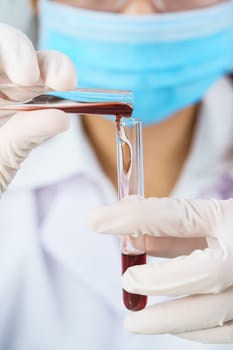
172 77 233 197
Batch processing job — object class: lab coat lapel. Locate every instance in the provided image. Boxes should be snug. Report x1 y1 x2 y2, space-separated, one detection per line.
172 77 233 197
40 175 124 314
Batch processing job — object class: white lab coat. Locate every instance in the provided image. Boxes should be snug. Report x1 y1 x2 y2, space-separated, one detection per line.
1 3 233 348
0 76 232 350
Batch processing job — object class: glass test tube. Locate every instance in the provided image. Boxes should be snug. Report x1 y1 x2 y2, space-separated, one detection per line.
116 118 147 311
0 86 133 117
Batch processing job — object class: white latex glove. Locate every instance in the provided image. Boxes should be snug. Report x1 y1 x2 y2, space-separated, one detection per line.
88 196 233 343
0 23 77 193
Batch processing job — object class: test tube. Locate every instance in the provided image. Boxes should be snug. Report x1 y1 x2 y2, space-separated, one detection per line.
116 118 147 311
0 86 133 117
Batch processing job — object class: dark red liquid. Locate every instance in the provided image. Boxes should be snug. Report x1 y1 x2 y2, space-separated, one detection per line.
60 102 133 117
26 95 133 118
121 253 147 311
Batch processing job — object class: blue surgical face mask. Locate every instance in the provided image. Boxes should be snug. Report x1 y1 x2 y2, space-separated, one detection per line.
38 0 233 125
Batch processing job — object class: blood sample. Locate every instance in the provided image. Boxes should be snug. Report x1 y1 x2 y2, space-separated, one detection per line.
0 87 133 117
116 119 147 311
121 253 147 311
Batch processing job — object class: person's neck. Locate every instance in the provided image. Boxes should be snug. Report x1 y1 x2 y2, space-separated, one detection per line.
82 105 198 198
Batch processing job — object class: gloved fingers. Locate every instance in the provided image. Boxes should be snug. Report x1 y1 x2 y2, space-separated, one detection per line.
144 235 207 258
124 286 233 335
122 248 228 296
0 109 69 192
0 50 77 102
87 196 223 238
0 23 40 85
37 50 77 90
0 112 15 127
177 320 233 344
0 109 69 151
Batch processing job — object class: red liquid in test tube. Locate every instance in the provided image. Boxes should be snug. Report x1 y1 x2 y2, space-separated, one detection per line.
121 253 147 311
117 119 147 311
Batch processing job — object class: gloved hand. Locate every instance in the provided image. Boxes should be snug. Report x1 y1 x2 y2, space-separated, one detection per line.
88 196 233 344
0 23 77 193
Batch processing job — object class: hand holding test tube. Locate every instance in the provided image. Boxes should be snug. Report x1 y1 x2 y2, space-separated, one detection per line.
0 23 134 194
0 34 77 193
